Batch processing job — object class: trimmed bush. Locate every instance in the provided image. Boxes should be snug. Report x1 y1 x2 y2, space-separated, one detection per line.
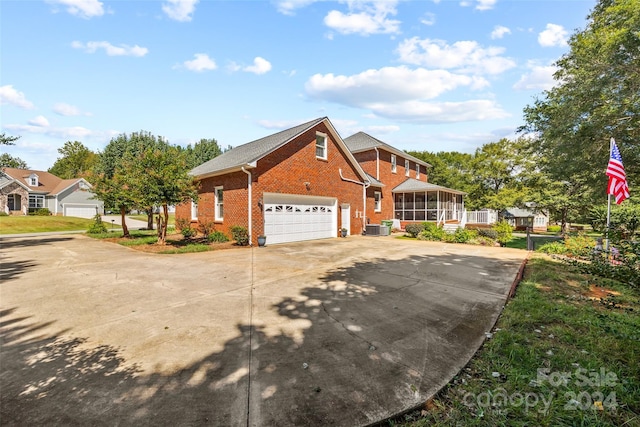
198 221 217 236
230 225 249 246
181 227 197 239
536 241 567 254
418 224 446 241
492 220 514 246
452 227 477 243
563 233 595 257
404 222 425 238
29 208 51 216
208 230 229 243
478 228 498 240
87 214 108 234
547 225 561 233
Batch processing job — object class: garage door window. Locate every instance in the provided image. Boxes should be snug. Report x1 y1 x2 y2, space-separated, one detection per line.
215 187 223 221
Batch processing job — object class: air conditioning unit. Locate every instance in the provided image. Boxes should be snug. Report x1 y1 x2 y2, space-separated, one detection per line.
365 224 381 236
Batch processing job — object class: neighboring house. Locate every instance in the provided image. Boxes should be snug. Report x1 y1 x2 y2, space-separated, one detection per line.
0 168 103 218
502 207 549 232
344 132 465 228
176 117 465 245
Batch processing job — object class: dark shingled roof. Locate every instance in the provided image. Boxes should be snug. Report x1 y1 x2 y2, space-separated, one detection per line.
190 117 326 177
343 132 431 168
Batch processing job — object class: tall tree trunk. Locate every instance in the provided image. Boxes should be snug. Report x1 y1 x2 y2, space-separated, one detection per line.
120 206 130 237
146 208 154 230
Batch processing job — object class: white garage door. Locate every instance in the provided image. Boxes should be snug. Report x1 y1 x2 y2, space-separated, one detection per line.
264 193 337 244
64 205 98 218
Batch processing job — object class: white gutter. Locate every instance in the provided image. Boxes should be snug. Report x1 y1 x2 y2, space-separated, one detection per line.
374 147 380 180
339 169 370 233
241 167 253 246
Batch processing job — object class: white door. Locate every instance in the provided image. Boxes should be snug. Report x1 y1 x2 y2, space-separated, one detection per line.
263 193 337 244
341 204 350 236
64 205 98 218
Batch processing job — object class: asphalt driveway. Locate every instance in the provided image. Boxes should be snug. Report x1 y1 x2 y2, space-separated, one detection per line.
0 234 527 426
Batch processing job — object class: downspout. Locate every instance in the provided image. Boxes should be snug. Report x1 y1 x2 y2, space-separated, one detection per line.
241 167 253 246
373 147 380 180
339 169 370 233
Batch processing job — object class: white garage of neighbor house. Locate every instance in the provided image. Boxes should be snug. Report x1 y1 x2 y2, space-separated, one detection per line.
0 168 103 218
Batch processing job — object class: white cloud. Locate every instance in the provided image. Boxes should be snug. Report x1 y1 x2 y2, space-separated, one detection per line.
4 123 94 139
28 116 50 127
306 66 487 105
162 0 199 22
258 119 314 130
244 57 272 75
420 12 436 26
369 100 509 123
513 64 558 90
180 53 217 72
71 41 148 57
324 1 401 36
46 0 104 19
362 125 401 134
396 37 516 75
490 25 511 40
53 103 91 116
0 85 35 109
538 23 568 47
273 0 318 15
460 0 497 11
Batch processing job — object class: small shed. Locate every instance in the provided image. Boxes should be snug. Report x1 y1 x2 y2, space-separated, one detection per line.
502 207 549 232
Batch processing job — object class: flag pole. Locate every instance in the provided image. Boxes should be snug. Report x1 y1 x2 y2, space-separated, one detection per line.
605 137 613 252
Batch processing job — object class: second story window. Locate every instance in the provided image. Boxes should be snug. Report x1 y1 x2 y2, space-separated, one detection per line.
315 132 327 160
391 154 397 173
405 159 410 176
416 164 420 179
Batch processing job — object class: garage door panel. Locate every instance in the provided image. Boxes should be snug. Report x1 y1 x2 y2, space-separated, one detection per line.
64 205 98 218
263 194 337 244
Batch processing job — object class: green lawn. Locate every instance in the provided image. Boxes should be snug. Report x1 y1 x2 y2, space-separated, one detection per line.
0 215 95 234
506 235 564 250
397 256 640 427
127 213 175 226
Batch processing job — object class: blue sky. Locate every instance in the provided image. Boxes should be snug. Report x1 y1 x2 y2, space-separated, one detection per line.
1 0 596 171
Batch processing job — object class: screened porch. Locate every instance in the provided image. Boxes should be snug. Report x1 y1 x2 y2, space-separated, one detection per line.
392 181 465 225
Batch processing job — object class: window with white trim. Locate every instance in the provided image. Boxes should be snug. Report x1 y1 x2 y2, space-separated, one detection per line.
416 164 420 179
391 154 397 173
29 174 38 186
29 195 45 209
405 159 410 176
215 187 224 221
315 132 327 159
191 200 198 220
374 191 382 212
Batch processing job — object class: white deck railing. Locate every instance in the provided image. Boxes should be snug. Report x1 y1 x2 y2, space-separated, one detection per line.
466 210 498 224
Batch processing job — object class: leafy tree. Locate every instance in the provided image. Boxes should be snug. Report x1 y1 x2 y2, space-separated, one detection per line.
96 131 172 230
90 167 138 238
521 0 639 209
122 146 197 244
48 141 97 179
0 133 20 146
0 153 28 169
183 138 223 169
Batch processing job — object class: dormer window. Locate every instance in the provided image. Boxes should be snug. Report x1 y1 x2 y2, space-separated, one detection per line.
28 174 38 187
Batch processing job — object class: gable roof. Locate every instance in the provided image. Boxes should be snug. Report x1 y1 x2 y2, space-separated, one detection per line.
1 168 89 195
392 178 466 195
190 117 370 183
502 207 547 218
343 132 431 168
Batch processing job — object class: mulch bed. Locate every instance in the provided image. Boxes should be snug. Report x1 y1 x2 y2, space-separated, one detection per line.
100 233 244 253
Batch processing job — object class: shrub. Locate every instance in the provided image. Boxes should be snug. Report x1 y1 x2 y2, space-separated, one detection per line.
87 214 108 234
563 233 595 257
208 230 229 243
0 211 8 217
175 217 190 231
181 227 197 239
566 239 640 289
404 222 425 238
536 241 567 254
418 224 446 241
29 208 51 216
473 236 499 246
478 228 498 240
452 227 477 243
230 225 249 246
198 221 217 236
492 220 513 246
547 225 561 233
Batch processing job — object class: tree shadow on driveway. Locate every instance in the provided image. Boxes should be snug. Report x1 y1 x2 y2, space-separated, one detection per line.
0 250 523 426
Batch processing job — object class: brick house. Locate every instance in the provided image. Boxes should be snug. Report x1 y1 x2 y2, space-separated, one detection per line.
0 168 103 217
176 117 465 245
344 132 465 229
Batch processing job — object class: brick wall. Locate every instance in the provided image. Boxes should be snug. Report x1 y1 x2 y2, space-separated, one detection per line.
354 149 428 224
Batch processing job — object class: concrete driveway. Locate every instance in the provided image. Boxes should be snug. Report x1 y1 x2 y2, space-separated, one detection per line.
0 234 527 426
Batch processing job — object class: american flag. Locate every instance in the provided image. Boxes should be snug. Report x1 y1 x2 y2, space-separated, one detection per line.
606 138 630 204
